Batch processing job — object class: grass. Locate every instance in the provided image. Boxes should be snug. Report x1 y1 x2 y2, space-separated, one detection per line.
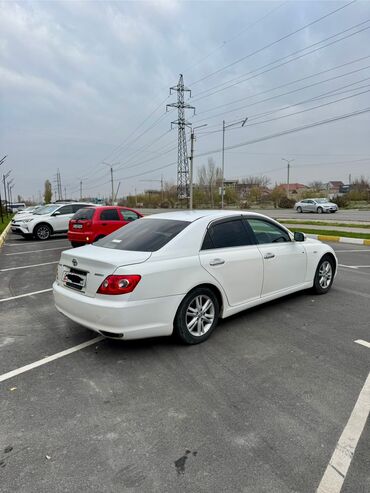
279 219 370 229
289 227 370 240
0 215 13 235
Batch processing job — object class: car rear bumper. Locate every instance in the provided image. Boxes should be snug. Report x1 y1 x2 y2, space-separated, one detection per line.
68 230 94 244
53 281 182 340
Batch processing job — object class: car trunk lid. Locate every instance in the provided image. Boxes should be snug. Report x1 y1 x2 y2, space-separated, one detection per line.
57 245 151 297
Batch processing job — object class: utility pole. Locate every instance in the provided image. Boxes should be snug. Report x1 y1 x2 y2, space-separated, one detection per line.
221 117 248 209
282 158 294 198
80 180 82 200
103 162 116 205
189 124 207 210
0 155 7 222
166 74 195 207
110 166 114 204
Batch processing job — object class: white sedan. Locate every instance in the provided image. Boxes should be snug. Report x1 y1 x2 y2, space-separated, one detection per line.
53 211 337 344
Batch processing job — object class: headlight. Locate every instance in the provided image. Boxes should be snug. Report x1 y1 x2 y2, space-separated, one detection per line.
21 218 34 223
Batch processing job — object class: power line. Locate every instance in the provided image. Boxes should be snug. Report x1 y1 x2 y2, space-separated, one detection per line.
193 65 370 128
196 79 370 136
193 106 370 159
184 1 287 74
189 0 357 86
194 54 370 118
191 20 370 103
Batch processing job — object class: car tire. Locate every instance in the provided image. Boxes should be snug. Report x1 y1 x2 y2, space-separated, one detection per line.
71 242 83 248
93 235 105 243
34 224 52 241
174 287 220 345
312 255 334 295
297 206 302 213
317 207 323 214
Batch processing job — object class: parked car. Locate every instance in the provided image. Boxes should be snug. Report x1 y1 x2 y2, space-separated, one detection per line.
294 198 338 214
13 205 43 219
11 202 94 240
53 211 337 345
68 206 143 247
8 202 26 213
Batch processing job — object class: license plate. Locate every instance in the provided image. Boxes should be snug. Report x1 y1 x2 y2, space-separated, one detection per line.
73 224 83 229
63 270 86 289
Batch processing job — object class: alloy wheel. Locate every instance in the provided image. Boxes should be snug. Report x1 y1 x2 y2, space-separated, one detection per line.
37 226 50 240
318 260 332 289
185 295 215 337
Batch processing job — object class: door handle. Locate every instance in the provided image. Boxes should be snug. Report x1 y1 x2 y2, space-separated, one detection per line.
209 258 225 266
263 252 275 259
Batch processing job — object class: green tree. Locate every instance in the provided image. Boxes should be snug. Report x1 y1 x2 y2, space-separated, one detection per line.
44 180 52 204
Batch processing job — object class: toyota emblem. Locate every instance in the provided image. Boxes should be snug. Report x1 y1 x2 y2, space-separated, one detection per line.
72 259 78 267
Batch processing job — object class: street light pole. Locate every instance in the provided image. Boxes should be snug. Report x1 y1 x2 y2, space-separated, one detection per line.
282 158 294 198
221 116 248 209
189 124 207 210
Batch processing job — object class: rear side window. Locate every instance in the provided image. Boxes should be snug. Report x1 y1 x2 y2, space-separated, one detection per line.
72 208 95 220
96 218 189 252
203 219 253 249
121 210 140 222
100 209 120 221
57 205 74 215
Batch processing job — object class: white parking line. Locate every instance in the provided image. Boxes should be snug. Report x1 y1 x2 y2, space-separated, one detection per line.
339 264 370 269
0 261 59 272
355 339 370 349
316 372 370 493
335 249 370 253
0 336 104 383
4 247 66 256
0 288 53 303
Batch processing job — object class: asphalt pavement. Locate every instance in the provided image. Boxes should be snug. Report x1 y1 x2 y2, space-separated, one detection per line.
0 233 369 493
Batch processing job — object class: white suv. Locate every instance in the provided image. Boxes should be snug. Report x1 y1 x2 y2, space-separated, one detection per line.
11 202 93 240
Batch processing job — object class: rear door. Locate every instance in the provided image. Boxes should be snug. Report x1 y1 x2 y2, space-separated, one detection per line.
246 218 307 297
98 208 124 236
199 217 263 307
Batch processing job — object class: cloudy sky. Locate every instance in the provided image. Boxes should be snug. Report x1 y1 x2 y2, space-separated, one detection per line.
1 0 370 201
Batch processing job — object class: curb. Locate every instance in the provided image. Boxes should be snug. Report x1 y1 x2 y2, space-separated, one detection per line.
307 233 370 246
0 222 11 249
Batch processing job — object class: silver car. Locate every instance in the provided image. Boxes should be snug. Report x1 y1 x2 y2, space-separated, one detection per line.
294 198 338 214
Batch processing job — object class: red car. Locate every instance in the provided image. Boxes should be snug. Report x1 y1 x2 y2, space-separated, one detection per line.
68 206 143 247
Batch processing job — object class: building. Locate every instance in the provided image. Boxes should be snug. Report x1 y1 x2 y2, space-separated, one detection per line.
279 183 306 194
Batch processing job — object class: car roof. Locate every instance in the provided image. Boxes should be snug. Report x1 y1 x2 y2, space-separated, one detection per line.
145 210 271 222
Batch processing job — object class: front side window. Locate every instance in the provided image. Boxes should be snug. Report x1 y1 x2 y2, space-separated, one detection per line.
202 219 253 250
100 209 120 221
96 218 189 251
247 219 290 244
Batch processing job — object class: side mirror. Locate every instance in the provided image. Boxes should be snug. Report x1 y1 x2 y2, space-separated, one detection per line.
52 211 61 216
294 231 305 242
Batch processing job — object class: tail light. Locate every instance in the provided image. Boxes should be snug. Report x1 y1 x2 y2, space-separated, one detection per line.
97 275 141 295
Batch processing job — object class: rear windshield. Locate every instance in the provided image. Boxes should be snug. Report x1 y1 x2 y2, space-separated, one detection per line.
95 218 189 252
72 207 95 220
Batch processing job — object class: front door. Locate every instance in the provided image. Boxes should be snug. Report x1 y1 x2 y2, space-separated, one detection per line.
199 217 263 307
246 218 307 297
52 204 75 232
